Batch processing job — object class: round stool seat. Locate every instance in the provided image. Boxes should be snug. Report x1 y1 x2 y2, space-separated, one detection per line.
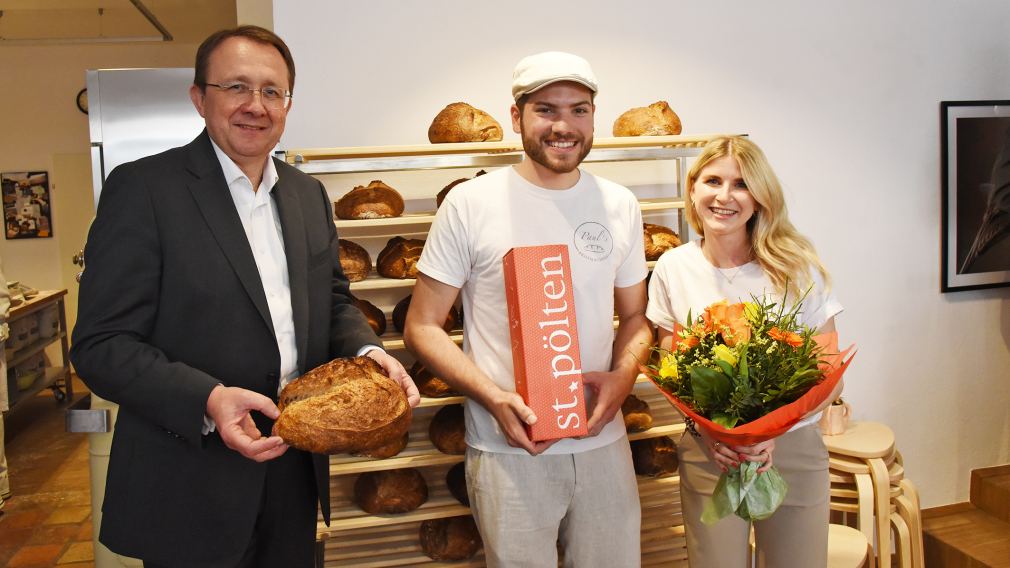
828 524 870 568
824 421 894 458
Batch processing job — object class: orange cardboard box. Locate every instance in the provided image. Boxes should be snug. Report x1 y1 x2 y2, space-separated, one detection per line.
503 245 589 442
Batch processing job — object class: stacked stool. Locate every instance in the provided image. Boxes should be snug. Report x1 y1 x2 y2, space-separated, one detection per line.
825 421 923 568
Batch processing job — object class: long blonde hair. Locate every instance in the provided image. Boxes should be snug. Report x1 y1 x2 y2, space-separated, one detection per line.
684 136 831 296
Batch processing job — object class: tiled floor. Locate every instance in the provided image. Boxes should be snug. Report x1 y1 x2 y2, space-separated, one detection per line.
1 375 94 567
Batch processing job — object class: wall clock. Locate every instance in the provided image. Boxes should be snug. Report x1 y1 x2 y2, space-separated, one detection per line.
76 88 88 114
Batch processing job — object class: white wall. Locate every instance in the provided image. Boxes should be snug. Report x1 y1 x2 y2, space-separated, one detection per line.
0 42 201 342
275 0 1010 508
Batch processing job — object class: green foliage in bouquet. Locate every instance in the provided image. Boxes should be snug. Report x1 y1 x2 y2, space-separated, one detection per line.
649 291 826 430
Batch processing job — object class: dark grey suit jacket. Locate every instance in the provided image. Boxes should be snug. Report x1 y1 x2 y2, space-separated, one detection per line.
71 131 377 566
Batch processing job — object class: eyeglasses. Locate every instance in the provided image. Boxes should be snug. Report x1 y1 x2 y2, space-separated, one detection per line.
204 82 292 110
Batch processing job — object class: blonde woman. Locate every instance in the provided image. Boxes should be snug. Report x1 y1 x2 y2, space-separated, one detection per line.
646 136 844 567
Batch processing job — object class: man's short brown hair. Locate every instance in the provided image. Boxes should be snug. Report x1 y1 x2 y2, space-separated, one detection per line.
194 25 296 93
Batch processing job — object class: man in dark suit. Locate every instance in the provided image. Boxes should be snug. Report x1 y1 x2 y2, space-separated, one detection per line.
70 26 419 568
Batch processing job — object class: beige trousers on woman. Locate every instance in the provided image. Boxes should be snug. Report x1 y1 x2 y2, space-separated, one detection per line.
678 423 829 568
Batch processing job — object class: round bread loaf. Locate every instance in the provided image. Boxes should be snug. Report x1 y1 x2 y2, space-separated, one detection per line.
338 239 371 282
392 294 458 334
419 516 482 561
376 237 424 279
644 223 682 261
353 431 408 459
409 361 459 398
436 169 487 208
353 468 428 514
622 394 653 432
428 102 503 143
334 180 405 220
630 436 679 477
429 404 466 455
613 101 682 137
273 356 411 454
351 297 386 337
445 462 469 506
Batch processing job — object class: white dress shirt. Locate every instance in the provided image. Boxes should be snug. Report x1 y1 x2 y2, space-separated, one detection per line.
203 142 382 435
211 140 300 390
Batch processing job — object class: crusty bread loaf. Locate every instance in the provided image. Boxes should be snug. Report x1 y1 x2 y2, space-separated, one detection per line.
428 103 503 143
410 361 459 398
419 516 482 561
353 431 408 459
392 294 458 334
351 297 386 337
334 180 405 220
429 404 466 455
376 237 424 279
274 357 411 454
339 239 371 282
622 394 653 432
436 169 487 208
644 223 682 261
613 101 682 137
630 436 679 477
353 468 428 514
445 462 469 506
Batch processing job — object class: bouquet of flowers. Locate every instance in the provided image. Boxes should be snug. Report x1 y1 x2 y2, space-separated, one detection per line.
644 293 854 524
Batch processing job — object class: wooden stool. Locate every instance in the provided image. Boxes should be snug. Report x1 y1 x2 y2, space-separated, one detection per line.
748 524 873 568
824 422 897 568
829 523 874 568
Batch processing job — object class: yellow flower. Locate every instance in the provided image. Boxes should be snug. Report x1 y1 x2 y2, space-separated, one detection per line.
743 301 760 323
659 353 679 380
713 344 738 367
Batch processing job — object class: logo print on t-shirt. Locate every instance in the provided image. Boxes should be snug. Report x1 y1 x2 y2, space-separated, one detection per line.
573 222 613 261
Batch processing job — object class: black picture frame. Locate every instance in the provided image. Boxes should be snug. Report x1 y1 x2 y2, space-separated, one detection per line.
940 100 1010 292
2 171 53 239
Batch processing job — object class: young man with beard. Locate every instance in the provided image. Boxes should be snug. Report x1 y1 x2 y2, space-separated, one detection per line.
404 52 651 566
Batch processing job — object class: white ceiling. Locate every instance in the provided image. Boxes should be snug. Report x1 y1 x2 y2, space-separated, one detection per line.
0 0 236 44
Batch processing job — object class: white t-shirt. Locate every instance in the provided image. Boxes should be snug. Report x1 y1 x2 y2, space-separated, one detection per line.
417 166 648 454
646 239 843 430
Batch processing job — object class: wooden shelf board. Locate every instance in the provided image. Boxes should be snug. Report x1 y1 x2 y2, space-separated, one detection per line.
288 134 732 163
8 289 67 318
7 331 66 368
350 275 416 291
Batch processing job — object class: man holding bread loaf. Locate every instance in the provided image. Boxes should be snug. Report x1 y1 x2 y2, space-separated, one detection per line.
71 26 417 568
406 52 651 567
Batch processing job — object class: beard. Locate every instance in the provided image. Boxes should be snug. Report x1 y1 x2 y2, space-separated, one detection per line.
520 125 593 174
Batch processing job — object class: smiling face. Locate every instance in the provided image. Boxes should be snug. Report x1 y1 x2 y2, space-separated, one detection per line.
189 36 291 178
511 81 595 185
690 155 757 239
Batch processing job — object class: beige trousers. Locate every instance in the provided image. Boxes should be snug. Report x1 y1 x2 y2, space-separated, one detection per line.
465 437 641 568
679 423 829 568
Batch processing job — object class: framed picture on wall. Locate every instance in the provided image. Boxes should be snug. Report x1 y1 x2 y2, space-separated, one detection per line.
940 100 1010 292
1 171 53 239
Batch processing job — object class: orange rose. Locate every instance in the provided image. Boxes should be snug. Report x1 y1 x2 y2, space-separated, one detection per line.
768 327 804 347
723 303 751 347
677 335 700 352
703 301 751 347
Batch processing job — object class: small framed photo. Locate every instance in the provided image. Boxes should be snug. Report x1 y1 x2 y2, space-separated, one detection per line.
2 171 53 239
940 101 1010 292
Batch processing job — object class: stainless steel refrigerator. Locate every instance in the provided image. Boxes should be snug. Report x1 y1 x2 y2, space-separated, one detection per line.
87 67 204 205
80 67 203 568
